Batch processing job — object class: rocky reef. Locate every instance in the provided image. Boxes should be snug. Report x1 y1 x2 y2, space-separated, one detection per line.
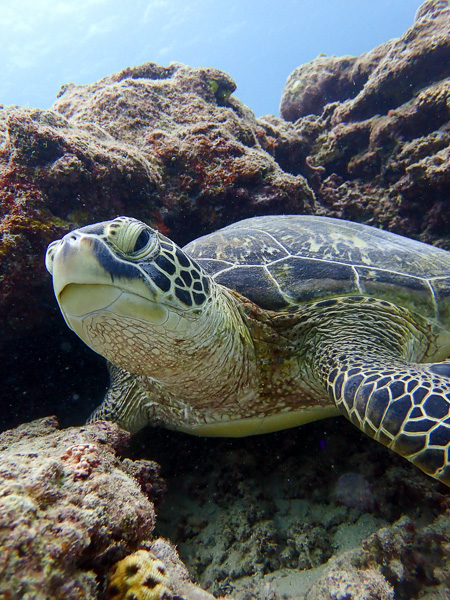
279 0 450 248
151 420 450 600
1 415 449 600
0 0 449 598
0 416 215 600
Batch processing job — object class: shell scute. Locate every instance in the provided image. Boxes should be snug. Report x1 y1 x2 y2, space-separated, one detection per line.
183 215 450 325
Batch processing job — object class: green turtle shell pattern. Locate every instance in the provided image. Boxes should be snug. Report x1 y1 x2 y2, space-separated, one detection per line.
183 215 450 327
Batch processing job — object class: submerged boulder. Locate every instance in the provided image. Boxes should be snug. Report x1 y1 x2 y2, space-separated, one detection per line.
0 416 215 600
279 0 450 248
0 417 156 598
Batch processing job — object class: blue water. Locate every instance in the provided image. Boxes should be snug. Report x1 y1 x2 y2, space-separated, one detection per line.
0 0 423 116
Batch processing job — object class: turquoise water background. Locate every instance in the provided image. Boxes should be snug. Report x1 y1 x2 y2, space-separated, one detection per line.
0 0 423 116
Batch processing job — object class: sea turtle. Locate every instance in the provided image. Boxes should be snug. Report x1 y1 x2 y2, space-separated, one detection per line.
45 215 450 485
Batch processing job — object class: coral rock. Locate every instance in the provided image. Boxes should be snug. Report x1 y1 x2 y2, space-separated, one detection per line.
61 443 100 480
0 417 162 599
106 540 218 600
280 0 450 248
306 514 450 600
306 565 394 600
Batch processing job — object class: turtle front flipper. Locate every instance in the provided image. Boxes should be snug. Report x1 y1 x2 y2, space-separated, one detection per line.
308 297 450 486
88 363 150 434
328 358 450 486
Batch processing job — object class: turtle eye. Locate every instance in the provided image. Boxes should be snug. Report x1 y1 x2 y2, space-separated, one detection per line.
106 217 159 260
134 229 151 253
129 227 158 259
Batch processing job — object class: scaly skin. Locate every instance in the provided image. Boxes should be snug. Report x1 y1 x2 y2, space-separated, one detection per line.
90 290 450 486
89 287 339 436
89 285 260 434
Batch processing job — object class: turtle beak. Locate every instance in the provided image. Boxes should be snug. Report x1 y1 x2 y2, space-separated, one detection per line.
45 231 172 342
45 240 59 275
46 234 124 333
47 234 117 303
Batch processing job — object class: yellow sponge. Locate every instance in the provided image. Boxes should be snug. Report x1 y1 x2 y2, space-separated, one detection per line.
106 549 174 600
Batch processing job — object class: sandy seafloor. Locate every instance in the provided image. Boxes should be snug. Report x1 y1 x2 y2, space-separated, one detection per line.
127 415 450 599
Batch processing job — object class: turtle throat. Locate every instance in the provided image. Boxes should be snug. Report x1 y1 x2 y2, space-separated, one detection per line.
78 281 257 405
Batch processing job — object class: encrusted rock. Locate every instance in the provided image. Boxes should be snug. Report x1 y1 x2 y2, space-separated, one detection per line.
306 514 450 599
0 417 162 599
306 565 394 600
279 48 389 122
280 0 450 247
281 1 449 123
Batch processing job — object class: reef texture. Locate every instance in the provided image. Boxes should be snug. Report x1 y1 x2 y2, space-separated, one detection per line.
0 416 212 600
279 0 450 248
150 419 450 600
0 417 218 600
0 1 449 597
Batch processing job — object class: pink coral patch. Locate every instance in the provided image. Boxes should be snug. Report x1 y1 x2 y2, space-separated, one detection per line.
61 443 100 480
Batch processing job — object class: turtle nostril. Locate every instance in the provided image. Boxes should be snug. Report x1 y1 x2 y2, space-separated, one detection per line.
62 234 78 246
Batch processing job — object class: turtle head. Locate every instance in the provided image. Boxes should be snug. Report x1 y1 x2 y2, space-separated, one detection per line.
45 217 212 373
